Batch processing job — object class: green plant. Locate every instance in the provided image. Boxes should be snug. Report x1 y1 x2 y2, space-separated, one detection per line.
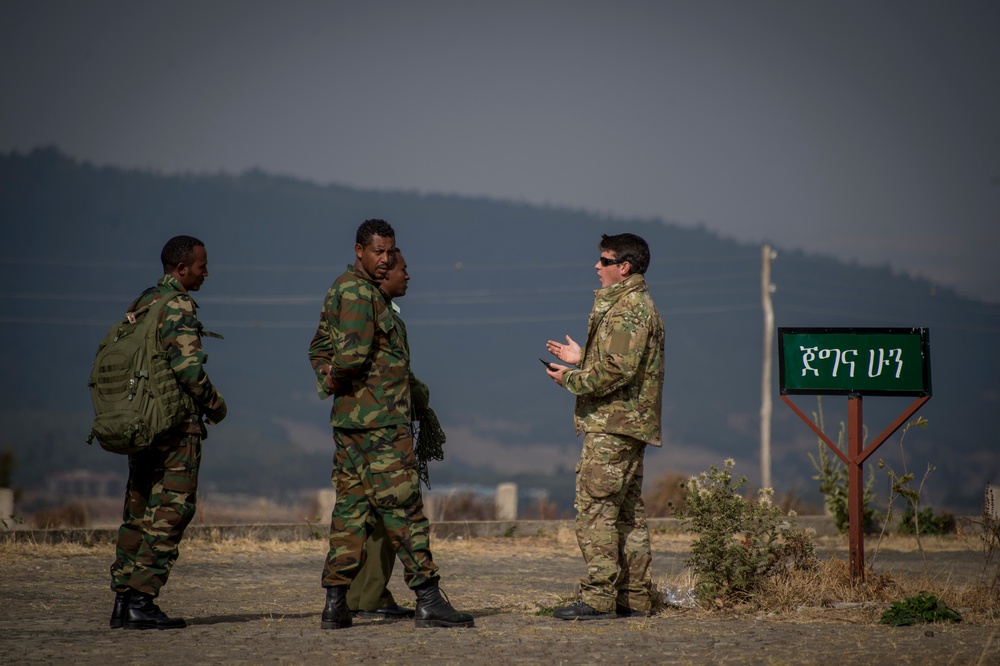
879 591 961 626
896 506 955 536
874 417 953 566
678 459 815 605
808 399 879 534
1 514 25 530
303 515 326 539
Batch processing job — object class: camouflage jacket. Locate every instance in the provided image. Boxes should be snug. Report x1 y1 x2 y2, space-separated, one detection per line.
128 274 227 436
562 273 664 446
308 265 419 428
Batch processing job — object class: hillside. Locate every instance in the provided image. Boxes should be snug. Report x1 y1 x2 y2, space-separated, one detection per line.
1 147 997 513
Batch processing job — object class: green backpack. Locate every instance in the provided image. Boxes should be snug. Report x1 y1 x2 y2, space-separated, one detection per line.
87 291 195 454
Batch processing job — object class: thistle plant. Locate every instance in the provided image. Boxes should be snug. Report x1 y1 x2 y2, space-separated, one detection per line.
679 459 815 605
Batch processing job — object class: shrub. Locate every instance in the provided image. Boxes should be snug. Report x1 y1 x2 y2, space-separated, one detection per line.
31 503 89 529
880 591 962 626
896 506 956 536
679 459 816 605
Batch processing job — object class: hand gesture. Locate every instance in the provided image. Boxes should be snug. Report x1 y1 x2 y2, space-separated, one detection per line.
546 335 581 366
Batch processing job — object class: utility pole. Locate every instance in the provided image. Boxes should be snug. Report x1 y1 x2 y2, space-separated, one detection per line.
760 245 777 489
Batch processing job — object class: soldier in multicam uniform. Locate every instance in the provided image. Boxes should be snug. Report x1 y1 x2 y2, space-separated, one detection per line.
544 232 665 621
308 220 473 629
110 235 228 630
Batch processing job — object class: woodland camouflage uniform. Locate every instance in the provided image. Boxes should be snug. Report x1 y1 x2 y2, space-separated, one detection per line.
308 265 436 590
111 274 227 597
561 272 665 613
345 303 429 612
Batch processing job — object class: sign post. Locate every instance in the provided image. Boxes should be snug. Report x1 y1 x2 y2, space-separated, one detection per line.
778 327 931 582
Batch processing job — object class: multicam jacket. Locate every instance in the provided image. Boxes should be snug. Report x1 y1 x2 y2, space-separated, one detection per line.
308 265 419 429
128 274 227 435
562 273 664 447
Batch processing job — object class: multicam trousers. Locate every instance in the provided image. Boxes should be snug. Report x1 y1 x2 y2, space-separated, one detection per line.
110 431 201 597
322 424 438 589
575 432 653 613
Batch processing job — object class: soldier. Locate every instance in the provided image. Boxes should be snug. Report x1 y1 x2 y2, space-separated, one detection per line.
109 235 227 630
343 249 427 619
308 220 473 629
544 233 665 620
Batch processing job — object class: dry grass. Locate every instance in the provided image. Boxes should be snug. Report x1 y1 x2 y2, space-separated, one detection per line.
3 526 998 625
0 539 102 559
751 556 1000 624
869 533 978 553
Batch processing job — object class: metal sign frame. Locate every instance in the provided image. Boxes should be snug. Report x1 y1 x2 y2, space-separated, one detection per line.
777 327 932 582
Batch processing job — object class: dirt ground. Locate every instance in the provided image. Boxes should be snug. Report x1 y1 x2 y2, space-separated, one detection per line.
1 531 998 665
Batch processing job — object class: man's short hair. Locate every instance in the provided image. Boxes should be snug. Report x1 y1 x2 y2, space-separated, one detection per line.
599 233 650 275
161 235 205 273
356 219 395 247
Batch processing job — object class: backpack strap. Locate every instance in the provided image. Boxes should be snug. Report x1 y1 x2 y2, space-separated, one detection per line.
125 289 224 341
125 288 181 323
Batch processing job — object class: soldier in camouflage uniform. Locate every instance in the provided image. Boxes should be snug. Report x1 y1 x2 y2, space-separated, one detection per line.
335 249 427 619
544 233 665 620
308 220 472 629
109 235 228 630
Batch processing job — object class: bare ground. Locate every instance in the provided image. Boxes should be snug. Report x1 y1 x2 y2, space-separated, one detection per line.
1 531 998 665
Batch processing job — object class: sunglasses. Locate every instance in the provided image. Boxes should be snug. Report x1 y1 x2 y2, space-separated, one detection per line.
598 256 625 267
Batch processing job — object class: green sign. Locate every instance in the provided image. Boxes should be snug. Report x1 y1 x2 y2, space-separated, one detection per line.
778 327 931 396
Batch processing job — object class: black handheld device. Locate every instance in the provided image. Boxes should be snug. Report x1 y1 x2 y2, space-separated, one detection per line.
539 358 556 370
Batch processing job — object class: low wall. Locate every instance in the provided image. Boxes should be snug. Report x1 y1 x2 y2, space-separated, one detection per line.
0 515 854 545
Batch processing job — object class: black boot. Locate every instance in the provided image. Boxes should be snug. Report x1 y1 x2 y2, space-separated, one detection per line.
123 592 186 630
413 579 474 628
354 602 415 620
109 590 131 629
552 600 615 621
321 586 352 630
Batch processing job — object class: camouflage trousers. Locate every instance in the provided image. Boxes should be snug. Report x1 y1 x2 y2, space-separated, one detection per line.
110 431 201 597
322 424 438 589
574 432 653 613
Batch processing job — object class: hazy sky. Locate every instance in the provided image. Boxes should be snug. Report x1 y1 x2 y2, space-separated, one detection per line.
2 1 998 302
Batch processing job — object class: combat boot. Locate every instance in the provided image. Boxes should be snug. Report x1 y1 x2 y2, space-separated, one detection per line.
123 592 186 630
353 602 415 620
552 600 616 621
321 585 352 629
109 590 131 628
413 579 474 628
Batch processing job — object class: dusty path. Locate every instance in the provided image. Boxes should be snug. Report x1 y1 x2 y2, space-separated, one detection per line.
1 533 997 665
